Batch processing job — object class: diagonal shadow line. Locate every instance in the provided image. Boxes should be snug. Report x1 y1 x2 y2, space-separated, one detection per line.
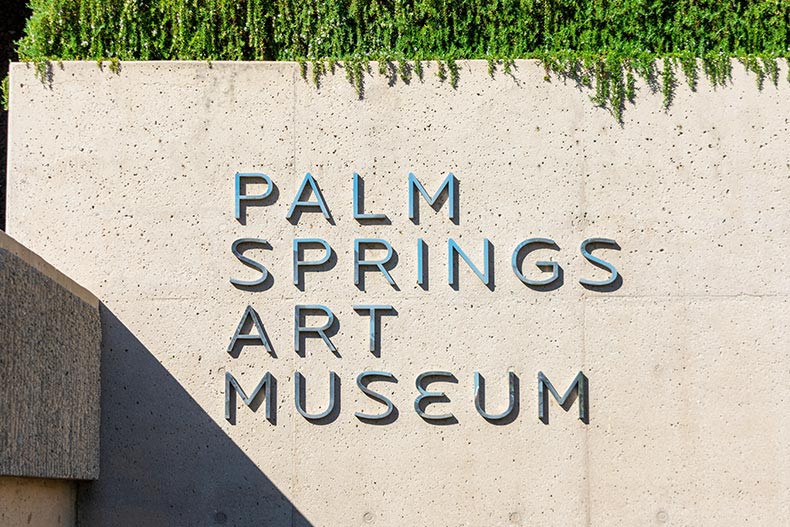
77 304 314 527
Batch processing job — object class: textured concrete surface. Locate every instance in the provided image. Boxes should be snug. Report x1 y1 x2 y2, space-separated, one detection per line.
0 231 100 480
6 60 790 525
0 476 75 527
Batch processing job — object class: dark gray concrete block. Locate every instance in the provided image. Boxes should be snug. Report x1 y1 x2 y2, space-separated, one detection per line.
0 232 100 480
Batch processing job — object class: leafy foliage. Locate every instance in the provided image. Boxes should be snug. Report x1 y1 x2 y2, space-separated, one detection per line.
0 76 7 112
8 0 790 118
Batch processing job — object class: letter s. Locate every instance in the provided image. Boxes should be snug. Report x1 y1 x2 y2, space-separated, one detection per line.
579 238 619 287
230 238 271 288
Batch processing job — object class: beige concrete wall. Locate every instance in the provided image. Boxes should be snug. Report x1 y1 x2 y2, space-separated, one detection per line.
0 477 75 527
6 60 790 526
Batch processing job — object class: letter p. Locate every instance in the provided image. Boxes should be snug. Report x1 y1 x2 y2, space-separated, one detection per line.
235 172 273 221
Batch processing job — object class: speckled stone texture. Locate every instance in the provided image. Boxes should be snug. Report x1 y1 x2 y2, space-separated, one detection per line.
0 476 75 527
0 231 100 480
6 60 790 526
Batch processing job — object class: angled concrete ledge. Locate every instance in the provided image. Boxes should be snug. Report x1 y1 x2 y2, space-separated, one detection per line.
0 230 100 480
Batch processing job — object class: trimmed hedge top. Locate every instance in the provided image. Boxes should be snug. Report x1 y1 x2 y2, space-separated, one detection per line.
10 0 790 119
17 0 790 60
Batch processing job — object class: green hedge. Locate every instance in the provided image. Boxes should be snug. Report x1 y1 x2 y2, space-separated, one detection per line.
9 0 790 119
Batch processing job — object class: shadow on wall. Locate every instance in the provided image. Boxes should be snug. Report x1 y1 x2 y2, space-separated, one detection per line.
77 305 313 527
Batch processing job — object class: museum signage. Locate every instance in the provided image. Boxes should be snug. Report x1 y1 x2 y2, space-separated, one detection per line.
225 172 619 425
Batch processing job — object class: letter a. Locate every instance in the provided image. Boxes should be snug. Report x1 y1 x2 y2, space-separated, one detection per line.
227 305 274 355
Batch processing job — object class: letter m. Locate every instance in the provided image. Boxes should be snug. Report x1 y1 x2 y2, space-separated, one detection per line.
538 371 588 423
225 371 274 423
408 173 457 222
